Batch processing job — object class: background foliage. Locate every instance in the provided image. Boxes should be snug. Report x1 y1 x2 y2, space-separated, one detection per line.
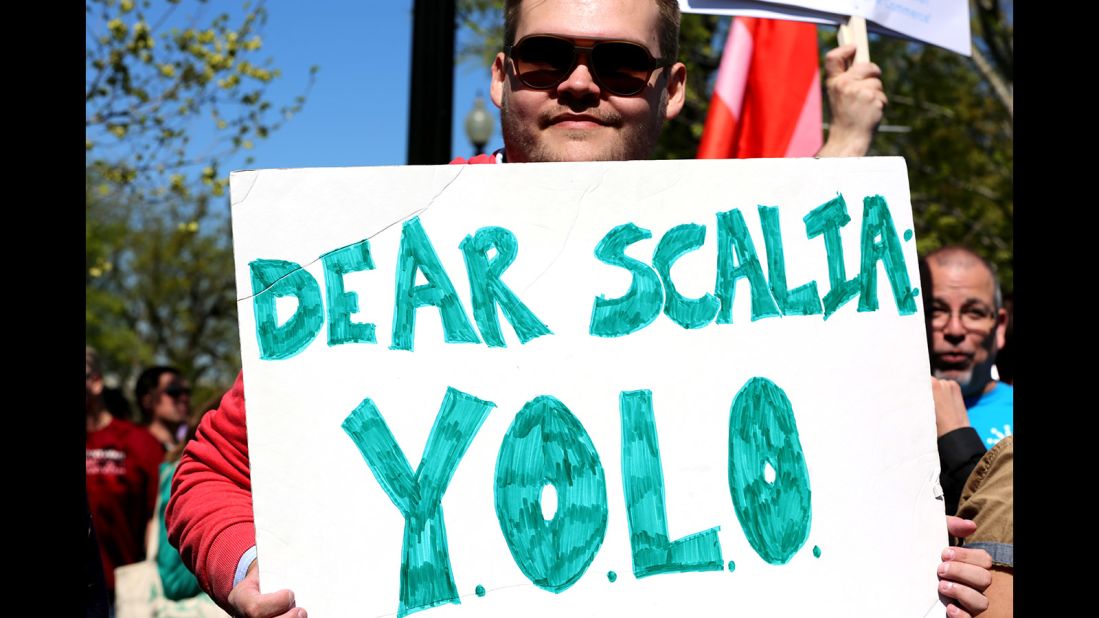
86 0 316 405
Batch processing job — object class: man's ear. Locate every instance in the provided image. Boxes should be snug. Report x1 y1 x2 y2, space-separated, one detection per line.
663 62 687 121
491 52 507 110
994 307 1008 351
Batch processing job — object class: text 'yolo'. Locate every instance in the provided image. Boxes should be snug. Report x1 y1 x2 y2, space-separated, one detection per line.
342 378 811 617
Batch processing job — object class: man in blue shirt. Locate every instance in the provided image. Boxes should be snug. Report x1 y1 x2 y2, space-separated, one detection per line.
926 246 1013 448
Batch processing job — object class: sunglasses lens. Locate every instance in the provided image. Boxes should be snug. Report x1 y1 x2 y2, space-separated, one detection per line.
593 42 654 95
165 385 190 398
513 36 575 88
511 36 658 96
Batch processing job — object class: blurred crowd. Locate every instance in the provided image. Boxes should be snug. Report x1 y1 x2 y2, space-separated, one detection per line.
85 352 228 616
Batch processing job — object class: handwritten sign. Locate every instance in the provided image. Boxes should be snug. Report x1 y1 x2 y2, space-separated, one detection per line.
681 0 972 56
231 158 945 617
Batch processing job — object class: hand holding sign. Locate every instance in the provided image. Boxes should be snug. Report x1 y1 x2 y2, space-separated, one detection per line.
940 517 994 618
228 560 305 618
817 44 887 158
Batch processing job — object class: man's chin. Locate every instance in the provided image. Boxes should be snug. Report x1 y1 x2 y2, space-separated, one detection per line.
538 135 626 163
932 368 973 389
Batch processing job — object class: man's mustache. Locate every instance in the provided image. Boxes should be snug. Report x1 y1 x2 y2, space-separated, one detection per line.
540 107 623 128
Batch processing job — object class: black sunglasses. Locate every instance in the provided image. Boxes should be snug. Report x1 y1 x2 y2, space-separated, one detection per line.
505 34 673 97
164 384 191 399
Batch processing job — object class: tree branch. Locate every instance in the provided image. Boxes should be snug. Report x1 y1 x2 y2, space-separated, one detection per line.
969 45 1013 120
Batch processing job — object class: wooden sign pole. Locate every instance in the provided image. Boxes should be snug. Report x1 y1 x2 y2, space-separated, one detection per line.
837 15 871 64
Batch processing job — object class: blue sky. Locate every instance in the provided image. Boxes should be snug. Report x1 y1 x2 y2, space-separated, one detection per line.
101 2 1002 176
215 0 504 173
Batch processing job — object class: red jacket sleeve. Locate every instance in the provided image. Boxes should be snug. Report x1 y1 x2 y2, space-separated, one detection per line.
449 153 499 164
165 371 254 610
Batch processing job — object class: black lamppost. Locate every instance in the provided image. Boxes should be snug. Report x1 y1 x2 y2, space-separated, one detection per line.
464 93 495 156
407 0 455 164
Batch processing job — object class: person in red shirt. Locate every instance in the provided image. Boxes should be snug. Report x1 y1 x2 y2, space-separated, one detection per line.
85 347 164 600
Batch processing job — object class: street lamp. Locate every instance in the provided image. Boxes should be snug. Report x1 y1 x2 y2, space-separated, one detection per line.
464 93 495 156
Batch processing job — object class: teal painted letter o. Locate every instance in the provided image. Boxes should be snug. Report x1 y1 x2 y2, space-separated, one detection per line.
728 377 812 564
494 396 608 592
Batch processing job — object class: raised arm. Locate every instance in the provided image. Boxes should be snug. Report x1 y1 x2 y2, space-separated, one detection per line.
816 43 887 157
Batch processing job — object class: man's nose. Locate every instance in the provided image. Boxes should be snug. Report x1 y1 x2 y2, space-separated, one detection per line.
942 312 967 344
557 57 600 99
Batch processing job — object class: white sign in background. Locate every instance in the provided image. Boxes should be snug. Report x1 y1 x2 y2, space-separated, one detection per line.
231 158 945 617
681 0 972 56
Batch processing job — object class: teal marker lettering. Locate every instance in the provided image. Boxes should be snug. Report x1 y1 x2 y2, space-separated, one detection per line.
804 195 860 319
620 390 723 577
322 240 377 346
589 223 664 337
715 208 781 323
249 259 324 360
857 196 917 315
728 377 812 565
460 226 552 347
342 388 495 617
758 206 822 316
495 396 608 592
652 223 720 329
391 217 480 351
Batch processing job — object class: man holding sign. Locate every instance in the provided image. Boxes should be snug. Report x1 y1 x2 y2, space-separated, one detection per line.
167 2 991 617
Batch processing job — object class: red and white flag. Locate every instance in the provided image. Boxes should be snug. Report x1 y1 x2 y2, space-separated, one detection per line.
697 17 822 159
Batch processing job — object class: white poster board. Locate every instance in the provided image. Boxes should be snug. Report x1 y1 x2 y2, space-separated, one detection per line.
681 0 972 56
231 158 946 617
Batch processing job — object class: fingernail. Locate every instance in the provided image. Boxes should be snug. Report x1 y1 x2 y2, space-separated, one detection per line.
289 591 295 607
944 548 955 561
938 562 948 576
939 580 953 592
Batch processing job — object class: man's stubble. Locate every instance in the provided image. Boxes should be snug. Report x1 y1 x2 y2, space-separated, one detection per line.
500 87 668 163
933 330 999 399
